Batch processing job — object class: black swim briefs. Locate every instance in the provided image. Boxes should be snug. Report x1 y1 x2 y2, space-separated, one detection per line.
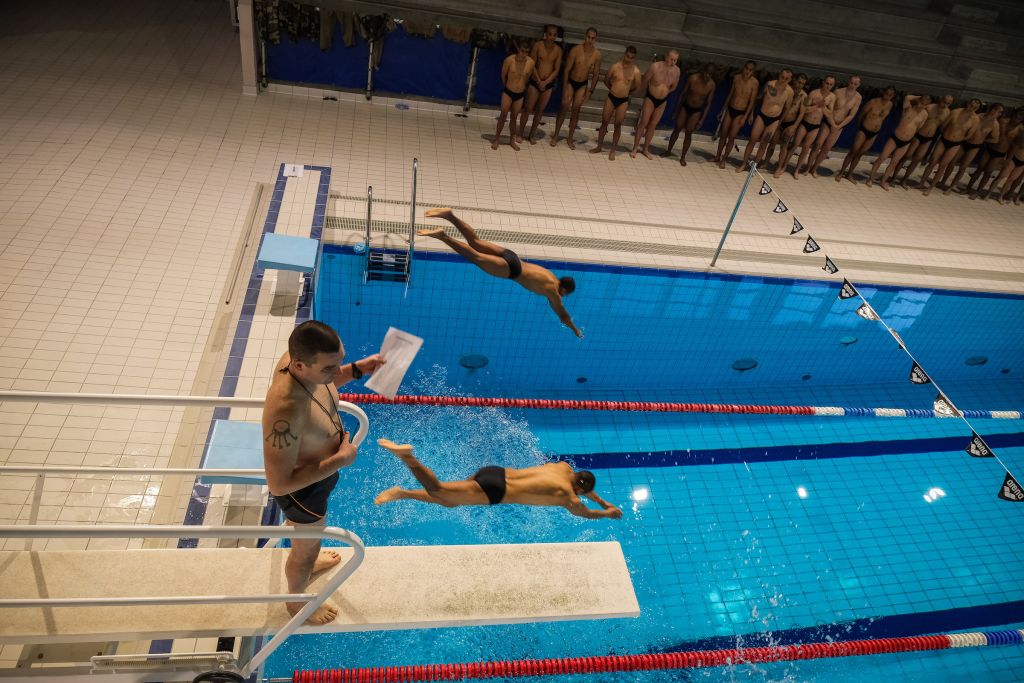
500 248 523 279
503 87 526 102
528 78 555 92
472 466 507 505
645 90 667 108
758 110 782 128
567 77 588 95
274 471 340 524
892 134 914 149
607 93 630 108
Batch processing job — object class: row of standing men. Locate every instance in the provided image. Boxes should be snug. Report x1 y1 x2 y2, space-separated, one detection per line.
491 26 1024 205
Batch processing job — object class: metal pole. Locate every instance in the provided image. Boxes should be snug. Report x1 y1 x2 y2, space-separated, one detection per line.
407 159 418 286
366 39 374 100
26 474 44 550
710 162 757 267
366 185 373 248
463 46 480 113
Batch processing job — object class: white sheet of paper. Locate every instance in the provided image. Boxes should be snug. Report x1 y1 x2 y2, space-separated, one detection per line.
284 164 304 177
364 327 423 399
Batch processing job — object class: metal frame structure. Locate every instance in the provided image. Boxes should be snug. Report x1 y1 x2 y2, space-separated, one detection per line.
0 390 371 680
0 524 365 679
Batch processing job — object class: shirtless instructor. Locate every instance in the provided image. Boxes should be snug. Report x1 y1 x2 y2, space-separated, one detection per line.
263 321 386 624
550 28 602 150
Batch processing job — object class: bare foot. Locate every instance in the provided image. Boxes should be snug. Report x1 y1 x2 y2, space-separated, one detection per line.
835 172 843 182
997 197 1006 205
287 598 340 625
736 165 746 173
374 486 405 505
549 136 559 147
514 136 523 144
846 174 857 185
490 141 499 150
773 167 784 178
566 139 576 150
791 170 800 180
641 149 653 160
378 438 415 458
923 186 932 196
424 207 453 220
312 549 342 574
680 158 687 167
865 177 874 188
659 151 673 158
629 150 638 158
717 160 726 169
510 140 521 151
942 187 952 195
417 228 446 239
880 181 890 192
609 150 616 161
590 145 603 154
528 137 537 145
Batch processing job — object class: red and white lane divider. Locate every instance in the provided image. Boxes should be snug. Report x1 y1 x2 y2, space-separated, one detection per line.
292 629 1024 682
338 393 1021 420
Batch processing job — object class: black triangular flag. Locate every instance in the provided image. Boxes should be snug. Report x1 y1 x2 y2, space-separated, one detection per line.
909 362 930 385
856 303 879 321
759 181 773 195
822 256 838 274
773 200 788 214
966 432 994 458
838 279 858 300
791 218 804 234
934 392 961 417
803 236 820 253
998 472 1024 502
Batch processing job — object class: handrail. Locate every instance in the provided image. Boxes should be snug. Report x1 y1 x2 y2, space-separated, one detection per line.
406 158 418 287
0 524 365 678
363 185 373 284
0 391 369 447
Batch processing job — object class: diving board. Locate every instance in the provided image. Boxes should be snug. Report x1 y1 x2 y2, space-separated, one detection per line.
0 542 638 644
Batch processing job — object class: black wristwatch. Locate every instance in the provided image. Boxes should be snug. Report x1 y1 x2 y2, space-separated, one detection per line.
350 361 364 379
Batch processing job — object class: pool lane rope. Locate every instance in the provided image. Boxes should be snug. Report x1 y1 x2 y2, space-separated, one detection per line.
337 393 1021 420
292 629 1024 682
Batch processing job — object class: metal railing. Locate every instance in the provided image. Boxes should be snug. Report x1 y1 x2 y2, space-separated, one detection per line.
0 524 365 678
406 158 419 293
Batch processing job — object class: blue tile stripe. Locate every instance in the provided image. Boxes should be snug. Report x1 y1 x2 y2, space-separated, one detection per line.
155 164 330 653
322 244 1024 302
654 599 1024 654
571 431 1024 469
176 164 325 532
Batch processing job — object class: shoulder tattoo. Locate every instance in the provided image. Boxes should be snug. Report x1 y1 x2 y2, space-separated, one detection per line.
265 420 299 448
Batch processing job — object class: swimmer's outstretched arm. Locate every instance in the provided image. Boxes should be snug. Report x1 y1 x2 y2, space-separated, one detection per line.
548 295 583 338
564 496 622 519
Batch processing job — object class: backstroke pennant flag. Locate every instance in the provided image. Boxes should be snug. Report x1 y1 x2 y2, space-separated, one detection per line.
791 218 804 234
856 303 879 321
909 362 931 385
759 181 773 195
934 392 961 417
839 279 858 299
966 432 994 458
822 256 838 274
803 236 820 253
998 472 1024 502
773 200 788 213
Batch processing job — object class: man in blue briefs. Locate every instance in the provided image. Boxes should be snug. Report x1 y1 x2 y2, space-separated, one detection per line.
374 439 622 519
418 208 583 338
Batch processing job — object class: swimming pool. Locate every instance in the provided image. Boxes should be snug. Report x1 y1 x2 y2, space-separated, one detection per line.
266 248 1024 681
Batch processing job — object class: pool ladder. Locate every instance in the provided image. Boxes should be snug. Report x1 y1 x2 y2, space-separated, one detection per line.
364 159 417 293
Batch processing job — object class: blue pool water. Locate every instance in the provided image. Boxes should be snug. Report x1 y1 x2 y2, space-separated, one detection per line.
265 249 1024 681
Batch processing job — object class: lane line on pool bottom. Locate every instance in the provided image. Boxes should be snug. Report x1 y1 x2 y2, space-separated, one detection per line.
570 431 1024 469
